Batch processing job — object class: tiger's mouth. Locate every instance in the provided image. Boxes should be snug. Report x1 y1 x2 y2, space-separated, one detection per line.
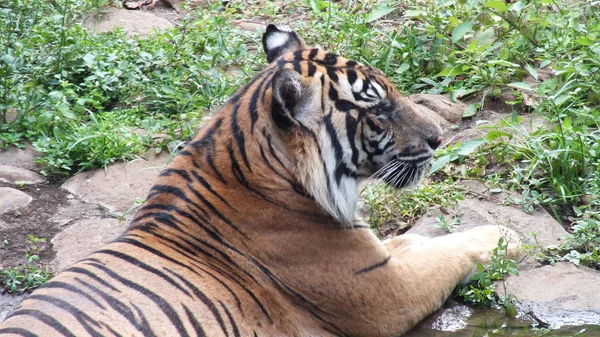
373 154 433 189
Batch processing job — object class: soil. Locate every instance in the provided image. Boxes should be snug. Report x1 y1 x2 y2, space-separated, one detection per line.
0 182 113 270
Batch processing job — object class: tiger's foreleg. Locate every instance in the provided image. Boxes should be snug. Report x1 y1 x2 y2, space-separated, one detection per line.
383 225 520 329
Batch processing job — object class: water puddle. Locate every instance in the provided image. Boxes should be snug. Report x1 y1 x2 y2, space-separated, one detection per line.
405 306 600 337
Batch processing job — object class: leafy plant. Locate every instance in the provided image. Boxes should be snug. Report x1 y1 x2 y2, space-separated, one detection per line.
455 236 520 310
434 214 461 233
1 235 52 293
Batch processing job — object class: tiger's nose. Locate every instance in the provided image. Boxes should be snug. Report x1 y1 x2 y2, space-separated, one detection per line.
427 135 443 150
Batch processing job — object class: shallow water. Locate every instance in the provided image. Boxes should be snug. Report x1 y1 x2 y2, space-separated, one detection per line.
404 307 600 337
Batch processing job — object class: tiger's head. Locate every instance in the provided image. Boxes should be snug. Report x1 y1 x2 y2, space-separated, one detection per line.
256 25 443 225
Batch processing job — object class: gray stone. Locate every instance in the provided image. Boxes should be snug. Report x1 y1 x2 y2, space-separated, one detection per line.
408 181 569 252
0 143 42 171
84 7 173 37
0 187 33 215
51 218 129 272
61 151 169 216
0 293 27 323
0 165 46 185
498 262 600 328
410 94 465 124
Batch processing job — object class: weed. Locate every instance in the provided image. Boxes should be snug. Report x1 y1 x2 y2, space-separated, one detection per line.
361 179 464 236
434 214 461 233
455 236 520 311
0 235 51 293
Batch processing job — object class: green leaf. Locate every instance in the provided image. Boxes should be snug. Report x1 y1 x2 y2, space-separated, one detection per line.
83 53 95 68
429 154 453 174
483 0 507 12
486 130 513 141
507 82 534 91
1 54 15 64
456 138 485 156
404 9 424 17
437 65 466 77
452 22 473 44
396 62 410 74
462 104 477 117
366 5 395 23
525 64 538 81
575 35 595 46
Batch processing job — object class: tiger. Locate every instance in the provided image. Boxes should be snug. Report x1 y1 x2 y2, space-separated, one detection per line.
0 25 520 337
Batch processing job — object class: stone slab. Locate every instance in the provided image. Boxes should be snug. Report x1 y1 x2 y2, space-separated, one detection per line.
85 7 173 37
498 262 600 327
0 187 33 215
61 151 169 216
0 165 45 185
0 143 42 171
410 94 465 124
51 218 129 272
0 293 27 323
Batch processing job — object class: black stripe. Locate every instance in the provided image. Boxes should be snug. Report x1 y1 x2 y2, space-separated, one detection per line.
25 295 103 337
324 111 348 184
64 266 120 292
308 48 319 59
183 305 207 337
0 328 39 337
160 168 192 183
85 262 191 337
345 113 360 168
165 270 229 336
74 277 157 337
189 171 233 209
307 62 317 77
346 69 357 85
6 309 76 337
220 301 241 337
248 72 273 134
355 255 391 275
95 249 192 298
41 281 107 310
326 66 338 82
231 104 252 171
185 183 249 239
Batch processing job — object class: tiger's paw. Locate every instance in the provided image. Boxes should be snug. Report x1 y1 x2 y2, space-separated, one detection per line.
463 225 521 264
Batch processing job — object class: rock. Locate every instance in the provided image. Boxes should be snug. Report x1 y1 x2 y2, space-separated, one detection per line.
410 94 465 124
51 218 129 272
498 262 600 328
0 188 33 215
232 20 266 32
0 143 42 171
61 151 169 216
49 198 109 228
0 293 27 323
0 165 46 185
409 181 568 254
85 7 173 37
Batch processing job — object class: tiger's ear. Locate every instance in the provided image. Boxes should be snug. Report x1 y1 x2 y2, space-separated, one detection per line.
262 24 307 63
271 69 318 129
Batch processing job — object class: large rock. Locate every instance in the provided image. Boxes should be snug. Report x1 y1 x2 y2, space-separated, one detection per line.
85 7 173 37
0 187 33 215
408 180 569 253
51 218 129 272
61 151 169 216
0 165 45 185
498 262 600 327
0 143 42 171
410 94 465 124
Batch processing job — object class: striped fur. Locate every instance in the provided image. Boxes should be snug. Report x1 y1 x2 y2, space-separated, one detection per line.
0 25 520 337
